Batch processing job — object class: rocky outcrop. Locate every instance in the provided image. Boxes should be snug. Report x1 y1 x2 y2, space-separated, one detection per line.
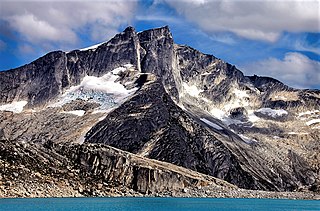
0 137 235 197
1 138 319 199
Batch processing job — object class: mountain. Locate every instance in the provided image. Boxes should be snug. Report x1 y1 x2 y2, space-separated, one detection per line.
0 26 319 197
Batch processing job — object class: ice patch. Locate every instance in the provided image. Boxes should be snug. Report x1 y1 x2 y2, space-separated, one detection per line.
0 101 28 113
200 118 223 130
256 108 288 118
306 119 320 126
63 110 85 116
182 82 203 98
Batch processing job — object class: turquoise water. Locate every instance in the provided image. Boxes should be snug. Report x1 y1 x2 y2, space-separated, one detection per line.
0 197 319 211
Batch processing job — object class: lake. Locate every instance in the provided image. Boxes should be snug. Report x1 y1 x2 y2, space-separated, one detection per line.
0 197 319 211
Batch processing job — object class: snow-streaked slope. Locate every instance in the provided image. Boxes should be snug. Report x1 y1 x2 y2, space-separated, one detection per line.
0 101 28 113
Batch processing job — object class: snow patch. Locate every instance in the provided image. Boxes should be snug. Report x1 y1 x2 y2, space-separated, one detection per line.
79 41 106 51
63 110 85 116
0 101 28 113
306 119 320 126
78 135 85 144
200 118 223 130
233 89 249 98
288 132 308 135
182 82 203 98
274 95 287 100
210 108 226 120
298 110 319 117
209 108 242 126
238 134 258 144
200 72 212 76
256 108 288 118
247 110 260 122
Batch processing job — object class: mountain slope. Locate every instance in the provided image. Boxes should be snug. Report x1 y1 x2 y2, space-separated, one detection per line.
0 26 319 194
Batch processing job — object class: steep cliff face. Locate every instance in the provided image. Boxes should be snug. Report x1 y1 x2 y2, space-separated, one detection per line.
0 26 319 194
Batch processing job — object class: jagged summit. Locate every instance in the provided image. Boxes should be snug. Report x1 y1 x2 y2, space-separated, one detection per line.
0 26 319 196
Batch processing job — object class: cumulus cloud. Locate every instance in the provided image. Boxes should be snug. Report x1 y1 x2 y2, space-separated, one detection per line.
165 0 320 42
241 52 320 89
0 1 137 49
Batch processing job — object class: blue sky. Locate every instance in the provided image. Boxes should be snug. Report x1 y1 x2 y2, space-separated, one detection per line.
0 0 319 89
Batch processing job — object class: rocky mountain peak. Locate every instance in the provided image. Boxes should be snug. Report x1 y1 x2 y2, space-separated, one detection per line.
0 26 319 195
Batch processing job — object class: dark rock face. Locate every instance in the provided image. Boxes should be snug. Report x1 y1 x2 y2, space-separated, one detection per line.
138 26 179 99
0 51 66 106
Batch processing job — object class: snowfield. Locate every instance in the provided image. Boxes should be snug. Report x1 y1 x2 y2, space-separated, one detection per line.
0 101 28 113
51 64 138 110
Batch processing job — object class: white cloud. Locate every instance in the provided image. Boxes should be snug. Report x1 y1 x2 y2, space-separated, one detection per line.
0 1 137 49
8 13 77 43
241 52 320 88
165 0 320 42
